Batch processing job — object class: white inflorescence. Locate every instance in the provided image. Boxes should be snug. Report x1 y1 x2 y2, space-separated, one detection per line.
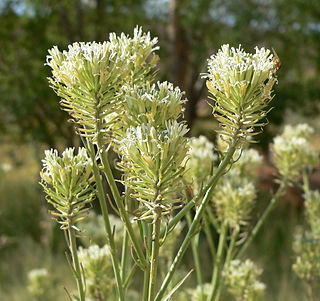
207 44 275 91
272 123 318 181
224 259 265 300
46 27 159 87
78 244 110 263
41 147 92 185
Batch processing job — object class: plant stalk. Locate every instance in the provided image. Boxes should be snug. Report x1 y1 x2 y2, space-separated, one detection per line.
154 145 236 301
186 212 205 301
98 141 149 270
148 214 161 301
68 226 86 301
236 179 287 259
208 220 228 301
86 141 125 300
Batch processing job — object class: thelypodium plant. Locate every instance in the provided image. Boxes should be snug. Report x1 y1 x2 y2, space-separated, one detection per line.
40 147 94 300
42 29 283 301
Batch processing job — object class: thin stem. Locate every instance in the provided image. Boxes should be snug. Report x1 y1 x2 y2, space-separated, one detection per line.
123 264 137 289
98 142 149 270
303 169 310 195
203 212 216 261
154 145 236 301
148 215 161 301
208 220 228 301
215 226 239 301
236 178 288 259
186 212 205 301
86 141 125 301
68 227 86 301
225 227 239 266
143 267 150 301
121 224 129 280
121 194 130 282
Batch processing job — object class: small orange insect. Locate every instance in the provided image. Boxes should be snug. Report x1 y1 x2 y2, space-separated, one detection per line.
272 48 281 70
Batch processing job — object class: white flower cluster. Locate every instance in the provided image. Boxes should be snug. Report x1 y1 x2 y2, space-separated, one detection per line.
205 44 278 146
78 244 110 262
40 147 94 229
120 81 187 130
214 170 256 227
41 147 92 187
272 124 318 182
78 244 114 299
184 135 216 195
27 268 50 298
47 27 158 88
293 229 320 282
118 121 189 219
207 44 275 92
186 283 212 300
232 148 263 181
224 259 265 300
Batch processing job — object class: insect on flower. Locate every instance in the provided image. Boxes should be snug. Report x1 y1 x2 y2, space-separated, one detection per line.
272 48 281 70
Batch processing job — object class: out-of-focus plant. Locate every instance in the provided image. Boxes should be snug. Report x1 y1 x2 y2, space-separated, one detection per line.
223 259 265 301
77 245 114 300
40 28 286 301
27 268 51 300
290 128 320 299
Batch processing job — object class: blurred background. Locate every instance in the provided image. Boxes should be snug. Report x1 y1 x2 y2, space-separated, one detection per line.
0 0 320 300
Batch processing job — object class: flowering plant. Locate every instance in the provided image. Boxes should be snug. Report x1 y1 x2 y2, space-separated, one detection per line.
39 27 320 301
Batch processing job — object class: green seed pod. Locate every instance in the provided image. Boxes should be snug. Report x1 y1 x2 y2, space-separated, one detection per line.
40 147 95 229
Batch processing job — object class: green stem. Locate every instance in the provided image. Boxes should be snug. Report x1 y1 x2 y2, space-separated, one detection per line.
225 227 239 266
208 220 228 301
215 226 239 301
148 215 161 301
123 264 137 289
186 212 205 301
143 267 151 301
203 212 216 261
98 141 149 270
68 227 86 301
236 179 288 259
86 141 125 301
121 224 129 280
303 169 310 195
154 145 236 301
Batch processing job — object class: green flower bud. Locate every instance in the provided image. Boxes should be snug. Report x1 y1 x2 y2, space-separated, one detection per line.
214 170 256 228
27 268 50 299
272 124 318 182
40 147 95 229
224 259 265 301
205 44 278 146
293 229 320 283
118 81 187 132
46 27 159 144
78 245 114 299
118 121 189 221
